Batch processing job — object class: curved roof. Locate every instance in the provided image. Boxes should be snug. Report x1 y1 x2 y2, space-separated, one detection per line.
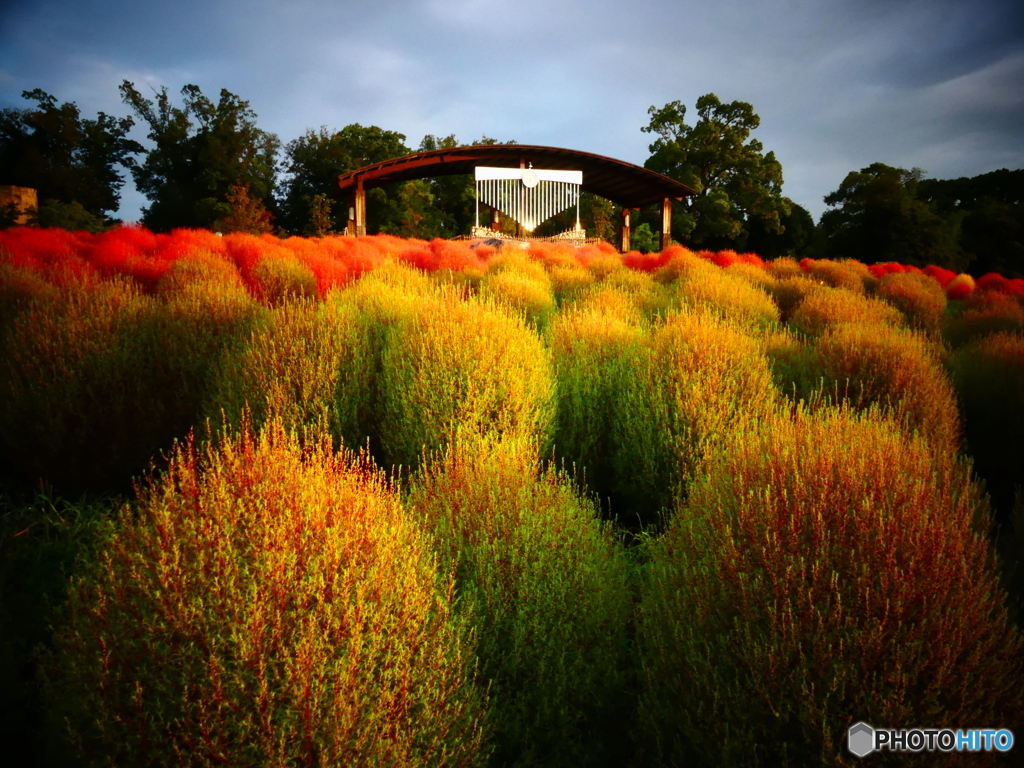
336 144 696 208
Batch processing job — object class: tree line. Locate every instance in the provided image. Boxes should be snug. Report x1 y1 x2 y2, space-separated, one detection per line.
1 83 1020 277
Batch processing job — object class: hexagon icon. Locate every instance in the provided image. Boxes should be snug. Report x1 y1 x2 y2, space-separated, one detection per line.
848 722 875 757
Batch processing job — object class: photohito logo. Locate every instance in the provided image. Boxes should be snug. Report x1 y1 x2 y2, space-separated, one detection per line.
847 722 1015 757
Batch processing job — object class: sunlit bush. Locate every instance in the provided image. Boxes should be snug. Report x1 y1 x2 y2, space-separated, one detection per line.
379 293 555 472
676 267 781 331
43 420 489 767
615 309 781 522
547 300 648 505
811 321 961 452
788 284 904 337
638 405 1024 767
875 270 948 334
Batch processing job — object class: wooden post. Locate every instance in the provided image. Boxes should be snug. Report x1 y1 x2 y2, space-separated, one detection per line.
354 178 367 237
490 206 501 232
660 197 672 251
620 208 631 252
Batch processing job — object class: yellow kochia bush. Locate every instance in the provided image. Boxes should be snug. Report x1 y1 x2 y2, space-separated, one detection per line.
379 293 555 472
42 419 489 767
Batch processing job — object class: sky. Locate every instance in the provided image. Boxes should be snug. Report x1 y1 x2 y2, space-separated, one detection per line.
1 0 1022 225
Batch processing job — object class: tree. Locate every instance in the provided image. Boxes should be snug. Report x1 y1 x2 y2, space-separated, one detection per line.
820 163 966 270
279 124 410 234
746 201 819 258
918 169 1024 278
215 183 274 234
0 89 141 222
119 82 279 231
642 93 790 249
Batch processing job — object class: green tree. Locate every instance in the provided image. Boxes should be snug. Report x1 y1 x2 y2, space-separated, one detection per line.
279 124 410 234
119 81 279 231
820 163 966 270
642 93 790 249
918 168 1024 278
746 201 818 258
0 89 141 222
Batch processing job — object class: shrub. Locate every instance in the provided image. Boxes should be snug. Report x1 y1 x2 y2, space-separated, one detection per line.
803 258 873 292
811 322 961 453
676 268 781 331
0 278 155 491
765 274 820 323
478 265 556 331
765 256 803 280
547 301 648 505
638 405 1024 767
875 270 947 334
42 419 488 766
945 272 975 301
615 309 781 522
250 251 319 304
788 285 904 337
949 331 1024 524
205 297 370 447
944 290 1024 346
407 435 632 767
379 293 555 473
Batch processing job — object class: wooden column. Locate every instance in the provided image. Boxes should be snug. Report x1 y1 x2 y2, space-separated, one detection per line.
660 197 672 250
353 178 367 237
490 206 501 232
620 208 631 252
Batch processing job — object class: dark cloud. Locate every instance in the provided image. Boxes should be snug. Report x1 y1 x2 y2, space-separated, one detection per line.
2 0 1022 222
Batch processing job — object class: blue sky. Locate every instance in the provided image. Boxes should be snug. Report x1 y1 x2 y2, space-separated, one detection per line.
1 0 1022 224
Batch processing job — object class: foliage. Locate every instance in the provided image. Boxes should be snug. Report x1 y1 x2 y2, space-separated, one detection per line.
820 163 966 271
41 419 489 767
642 93 790 250
378 290 555 473
0 89 141 221
615 307 781 523
278 124 409 234
638 404 1023 767
949 331 1024 525
407 435 633 768
214 182 274 234
119 81 279 232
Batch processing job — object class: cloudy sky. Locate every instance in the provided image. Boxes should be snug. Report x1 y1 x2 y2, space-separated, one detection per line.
1 0 1022 224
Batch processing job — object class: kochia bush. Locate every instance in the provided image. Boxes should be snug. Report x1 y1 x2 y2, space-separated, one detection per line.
43 420 489 767
638 405 1024 767
407 435 632 768
379 292 555 472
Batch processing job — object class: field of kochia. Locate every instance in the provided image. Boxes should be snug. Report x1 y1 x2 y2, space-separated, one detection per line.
1 225 1023 767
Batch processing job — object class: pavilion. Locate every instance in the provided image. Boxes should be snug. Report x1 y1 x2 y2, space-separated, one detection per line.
336 144 696 250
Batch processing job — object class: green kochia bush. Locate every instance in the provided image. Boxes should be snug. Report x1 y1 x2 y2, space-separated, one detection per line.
546 298 647 509
638 405 1024 767
379 292 555 473
42 419 489 767
205 296 371 447
407 435 633 768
